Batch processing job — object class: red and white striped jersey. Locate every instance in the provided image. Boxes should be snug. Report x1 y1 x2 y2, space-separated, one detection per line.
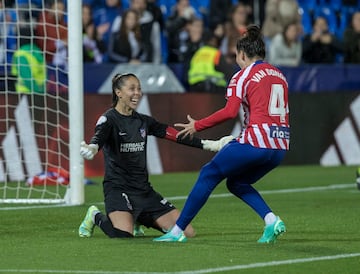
228 61 290 150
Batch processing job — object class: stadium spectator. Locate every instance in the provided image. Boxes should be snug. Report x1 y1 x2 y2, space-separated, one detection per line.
241 0 266 26
187 31 233 93
92 0 123 60
146 0 164 31
209 0 260 29
343 11 360 63
130 0 162 64
35 0 67 66
78 73 226 238
154 25 289 244
82 4 104 64
111 0 162 63
208 0 233 30
181 17 205 63
11 28 46 94
220 3 251 66
0 2 17 64
302 16 343 64
35 0 68 94
108 9 145 63
268 21 302 67
262 0 300 41
165 0 198 63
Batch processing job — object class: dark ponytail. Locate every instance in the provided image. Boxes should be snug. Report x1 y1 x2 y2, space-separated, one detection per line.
111 73 138 107
236 24 265 59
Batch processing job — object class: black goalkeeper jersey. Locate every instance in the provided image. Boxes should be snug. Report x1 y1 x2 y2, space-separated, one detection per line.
90 108 168 194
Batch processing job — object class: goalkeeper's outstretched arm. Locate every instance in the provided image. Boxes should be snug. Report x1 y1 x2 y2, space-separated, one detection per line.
164 126 234 152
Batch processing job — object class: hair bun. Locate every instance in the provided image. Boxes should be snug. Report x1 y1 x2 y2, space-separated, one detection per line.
246 25 262 40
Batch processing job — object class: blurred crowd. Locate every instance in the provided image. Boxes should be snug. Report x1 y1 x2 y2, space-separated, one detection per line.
1 0 360 92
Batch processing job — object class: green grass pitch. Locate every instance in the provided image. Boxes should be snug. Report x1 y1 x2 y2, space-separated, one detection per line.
0 165 359 274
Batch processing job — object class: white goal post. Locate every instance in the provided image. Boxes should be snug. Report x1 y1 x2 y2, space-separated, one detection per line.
0 0 84 204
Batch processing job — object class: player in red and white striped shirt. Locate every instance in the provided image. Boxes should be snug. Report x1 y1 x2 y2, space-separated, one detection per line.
154 25 289 243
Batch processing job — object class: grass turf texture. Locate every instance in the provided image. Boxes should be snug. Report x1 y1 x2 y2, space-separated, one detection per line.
0 165 359 274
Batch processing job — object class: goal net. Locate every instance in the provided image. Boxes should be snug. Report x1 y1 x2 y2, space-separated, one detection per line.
0 0 84 204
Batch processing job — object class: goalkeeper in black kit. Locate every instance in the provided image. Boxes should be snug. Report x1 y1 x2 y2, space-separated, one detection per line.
78 73 233 238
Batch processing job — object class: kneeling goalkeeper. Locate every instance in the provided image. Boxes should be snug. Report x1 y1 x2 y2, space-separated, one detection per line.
78 73 232 238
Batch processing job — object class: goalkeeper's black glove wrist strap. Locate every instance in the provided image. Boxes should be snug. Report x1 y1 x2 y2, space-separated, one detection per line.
176 135 203 149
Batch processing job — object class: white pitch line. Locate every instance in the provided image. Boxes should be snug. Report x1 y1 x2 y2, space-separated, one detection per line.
174 252 360 274
0 183 356 211
168 183 356 201
0 203 72 211
0 252 359 274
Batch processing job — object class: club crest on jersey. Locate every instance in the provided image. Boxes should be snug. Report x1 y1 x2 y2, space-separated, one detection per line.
140 128 146 138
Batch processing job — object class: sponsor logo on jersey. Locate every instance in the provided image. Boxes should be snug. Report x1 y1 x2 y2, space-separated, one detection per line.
270 126 290 139
119 131 127 136
120 142 145 152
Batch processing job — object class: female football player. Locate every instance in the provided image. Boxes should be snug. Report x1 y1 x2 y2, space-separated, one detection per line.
154 25 290 243
78 73 232 238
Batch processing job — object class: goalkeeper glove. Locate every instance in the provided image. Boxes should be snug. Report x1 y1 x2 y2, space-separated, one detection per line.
80 141 99 160
201 135 235 152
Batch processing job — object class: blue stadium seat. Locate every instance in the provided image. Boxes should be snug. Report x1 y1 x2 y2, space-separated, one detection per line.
338 6 358 37
158 0 176 19
122 0 130 10
299 7 313 35
318 0 342 11
297 0 317 11
190 0 209 18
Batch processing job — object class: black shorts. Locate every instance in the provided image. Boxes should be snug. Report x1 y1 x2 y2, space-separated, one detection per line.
103 182 176 228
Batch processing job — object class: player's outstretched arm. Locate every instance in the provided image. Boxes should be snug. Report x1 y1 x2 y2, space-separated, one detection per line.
80 141 99 160
164 126 234 152
164 125 203 149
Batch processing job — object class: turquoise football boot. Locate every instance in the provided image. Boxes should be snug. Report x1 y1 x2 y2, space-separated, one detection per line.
153 231 187 242
78 205 99 238
257 216 286 243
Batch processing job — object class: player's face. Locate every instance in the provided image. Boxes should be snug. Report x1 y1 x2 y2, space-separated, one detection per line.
117 76 142 114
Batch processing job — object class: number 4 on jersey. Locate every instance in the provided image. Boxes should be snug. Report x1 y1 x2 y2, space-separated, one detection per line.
268 84 287 123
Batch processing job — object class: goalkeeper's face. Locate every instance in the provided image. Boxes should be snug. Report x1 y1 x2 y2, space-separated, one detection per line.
117 76 142 112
